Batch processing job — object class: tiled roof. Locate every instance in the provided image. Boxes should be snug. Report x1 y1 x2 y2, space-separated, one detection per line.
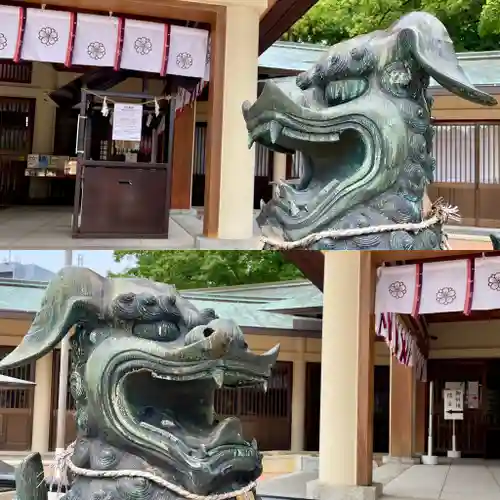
0 278 323 331
259 41 500 88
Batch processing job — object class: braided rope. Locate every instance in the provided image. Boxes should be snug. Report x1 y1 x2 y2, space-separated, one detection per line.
53 443 256 500
261 199 460 250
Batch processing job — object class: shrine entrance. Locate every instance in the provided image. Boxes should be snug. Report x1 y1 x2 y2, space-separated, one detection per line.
72 88 175 238
427 358 500 459
0 3 210 240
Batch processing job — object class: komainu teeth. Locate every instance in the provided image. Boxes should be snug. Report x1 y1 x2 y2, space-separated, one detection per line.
289 200 300 216
212 370 224 388
269 121 283 144
261 380 268 393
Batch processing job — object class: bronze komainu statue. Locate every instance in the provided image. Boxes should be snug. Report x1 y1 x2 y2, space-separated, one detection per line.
1 267 278 500
243 12 497 250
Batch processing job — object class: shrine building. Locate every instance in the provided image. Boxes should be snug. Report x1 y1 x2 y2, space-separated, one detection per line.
3 251 500 499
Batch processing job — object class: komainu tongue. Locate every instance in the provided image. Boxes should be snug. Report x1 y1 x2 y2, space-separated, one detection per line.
182 417 245 450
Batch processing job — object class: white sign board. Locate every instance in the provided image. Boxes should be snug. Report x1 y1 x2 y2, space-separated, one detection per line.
112 103 143 141
443 389 464 420
467 381 480 409
445 381 465 391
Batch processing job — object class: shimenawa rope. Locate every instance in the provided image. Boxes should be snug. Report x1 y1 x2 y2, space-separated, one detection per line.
261 198 460 250
50 442 256 500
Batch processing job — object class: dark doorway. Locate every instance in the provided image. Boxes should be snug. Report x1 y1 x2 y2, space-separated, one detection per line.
485 360 500 459
304 362 390 453
373 365 390 453
305 362 320 451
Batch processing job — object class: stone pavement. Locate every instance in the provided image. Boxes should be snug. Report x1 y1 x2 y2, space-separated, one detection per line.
0 206 261 249
382 461 500 500
257 460 500 500
0 206 495 250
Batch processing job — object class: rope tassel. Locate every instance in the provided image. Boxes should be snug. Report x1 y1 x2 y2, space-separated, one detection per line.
260 198 460 250
56 441 257 500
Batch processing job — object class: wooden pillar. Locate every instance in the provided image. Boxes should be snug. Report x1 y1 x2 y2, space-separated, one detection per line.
414 381 427 454
171 102 196 210
388 357 415 459
31 353 53 453
290 352 306 452
203 7 225 237
203 4 263 239
311 252 377 499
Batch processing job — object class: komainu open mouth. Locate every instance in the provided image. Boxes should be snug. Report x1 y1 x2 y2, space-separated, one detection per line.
243 12 498 250
87 324 279 492
0 267 282 500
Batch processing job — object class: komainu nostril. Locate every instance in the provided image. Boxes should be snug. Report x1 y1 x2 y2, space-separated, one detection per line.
203 327 215 338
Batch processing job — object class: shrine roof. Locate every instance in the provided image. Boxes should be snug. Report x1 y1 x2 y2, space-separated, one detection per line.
260 42 500 88
0 278 323 332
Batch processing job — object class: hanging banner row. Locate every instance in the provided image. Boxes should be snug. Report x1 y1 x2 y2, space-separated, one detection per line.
0 5 210 79
376 255 500 316
376 312 427 381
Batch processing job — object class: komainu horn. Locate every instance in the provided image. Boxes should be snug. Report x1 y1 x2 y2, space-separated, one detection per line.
1 267 278 500
243 11 497 250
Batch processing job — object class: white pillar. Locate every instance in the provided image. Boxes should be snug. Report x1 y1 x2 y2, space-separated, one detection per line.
31 353 53 453
217 5 260 239
311 251 377 500
273 152 287 183
290 357 306 452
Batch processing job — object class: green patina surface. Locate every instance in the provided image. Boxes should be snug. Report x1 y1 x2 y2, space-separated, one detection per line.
247 12 498 250
1 267 280 500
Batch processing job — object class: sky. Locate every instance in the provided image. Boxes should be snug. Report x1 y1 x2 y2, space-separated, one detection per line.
0 250 133 276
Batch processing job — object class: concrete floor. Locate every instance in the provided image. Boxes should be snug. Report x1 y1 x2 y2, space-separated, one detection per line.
0 205 493 250
383 461 500 500
0 206 261 249
257 461 500 500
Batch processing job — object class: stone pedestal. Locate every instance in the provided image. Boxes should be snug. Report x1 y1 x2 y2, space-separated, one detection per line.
382 455 421 465
307 480 383 500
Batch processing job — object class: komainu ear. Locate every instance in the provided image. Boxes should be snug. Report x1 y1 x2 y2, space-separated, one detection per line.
392 12 497 107
0 267 102 370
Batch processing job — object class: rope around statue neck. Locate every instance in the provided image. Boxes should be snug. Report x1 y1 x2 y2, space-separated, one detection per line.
260 199 460 250
52 443 257 500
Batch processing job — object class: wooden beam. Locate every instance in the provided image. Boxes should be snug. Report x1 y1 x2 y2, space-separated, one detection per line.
259 0 319 54
171 103 196 210
389 358 414 458
32 0 217 24
356 252 376 485
203 7 226 237
281 250 324 290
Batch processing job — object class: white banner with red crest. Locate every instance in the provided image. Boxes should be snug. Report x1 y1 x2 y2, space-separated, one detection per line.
72 14 119 68
420 260 471 314
374 256 499 315
0 4 210 80
0 6 23 60
167 25 208 79
121 19 168 75
472 256 500 310
22 8 72 64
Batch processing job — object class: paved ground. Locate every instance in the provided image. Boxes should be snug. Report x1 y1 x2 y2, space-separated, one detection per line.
0 205 494 250
383 461 500 500
258 461 500 500
0 206 261 249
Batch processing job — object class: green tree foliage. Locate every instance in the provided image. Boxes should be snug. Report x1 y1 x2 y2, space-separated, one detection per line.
112 251 303 289
283 0 500 52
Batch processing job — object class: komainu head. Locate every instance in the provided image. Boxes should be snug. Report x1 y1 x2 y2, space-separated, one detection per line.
243 12 496 250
